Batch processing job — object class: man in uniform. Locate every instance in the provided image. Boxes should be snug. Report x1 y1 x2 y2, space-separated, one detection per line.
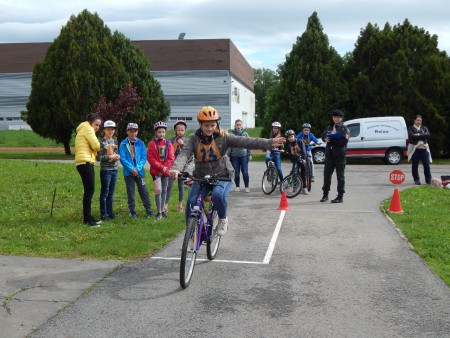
320 109 350 203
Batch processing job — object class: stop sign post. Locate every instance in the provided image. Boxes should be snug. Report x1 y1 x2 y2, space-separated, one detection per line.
388 169 405 214
389 169 405 185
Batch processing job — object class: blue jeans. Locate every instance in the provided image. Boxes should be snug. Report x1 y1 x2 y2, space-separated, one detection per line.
124 175 152 214
100 169 118 217
185 180 233 224
230 155 250 188
411 148 431 184
265 152 283 181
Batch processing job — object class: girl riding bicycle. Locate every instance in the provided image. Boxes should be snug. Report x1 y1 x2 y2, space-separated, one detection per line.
265 121 284 182
285 129 308 195
169 106 285 236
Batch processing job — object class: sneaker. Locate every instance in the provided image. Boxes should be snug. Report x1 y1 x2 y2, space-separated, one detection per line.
84 219 101 227
90 217 102 225
217 217 228 236
302 188 309 195
320 194 329 202
154 212 162 220
109 214 116 220
146 210 154 217
245 187 250 193
311 176 315 182
162 211 168 218
101 215 110 221
415 181 421 185
235 187 240 192
129 212 137 219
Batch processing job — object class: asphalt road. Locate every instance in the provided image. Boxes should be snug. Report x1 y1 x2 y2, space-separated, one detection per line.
30 161 450 337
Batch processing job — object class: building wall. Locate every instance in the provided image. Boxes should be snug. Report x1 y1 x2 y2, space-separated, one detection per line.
0 39 254 131
0 73 32 130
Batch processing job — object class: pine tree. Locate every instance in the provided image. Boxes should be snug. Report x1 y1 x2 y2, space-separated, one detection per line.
264 12 348 137
23 10 169 154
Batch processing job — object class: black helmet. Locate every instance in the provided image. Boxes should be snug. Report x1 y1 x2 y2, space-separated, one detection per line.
285 129 295 137
331 109 344 117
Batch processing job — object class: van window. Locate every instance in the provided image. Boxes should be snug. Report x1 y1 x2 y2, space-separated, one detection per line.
347 123 360 138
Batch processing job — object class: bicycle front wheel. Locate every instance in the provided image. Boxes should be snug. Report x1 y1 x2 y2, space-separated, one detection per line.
281 173 303 198
180 216 198 289
262 167 278 195
206 209 221 260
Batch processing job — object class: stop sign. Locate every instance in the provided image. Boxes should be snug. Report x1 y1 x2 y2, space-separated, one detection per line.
390 169 405 185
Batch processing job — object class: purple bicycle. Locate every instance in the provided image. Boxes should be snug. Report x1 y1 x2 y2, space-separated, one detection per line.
179 172 230 289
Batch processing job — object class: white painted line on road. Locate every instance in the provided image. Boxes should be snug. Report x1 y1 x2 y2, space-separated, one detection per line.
151 256 266 265
262 210 286 264
152 210 287 265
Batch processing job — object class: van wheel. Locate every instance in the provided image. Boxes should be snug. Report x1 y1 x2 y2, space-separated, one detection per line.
385 149 401 165
312 148 326 164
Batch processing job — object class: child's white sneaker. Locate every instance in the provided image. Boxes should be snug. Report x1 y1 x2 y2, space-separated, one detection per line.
245 187 250 193
302 188 309 195
235 187 240 192
217 217 228 236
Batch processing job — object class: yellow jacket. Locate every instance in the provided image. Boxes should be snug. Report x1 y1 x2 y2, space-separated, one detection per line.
75 121 100 165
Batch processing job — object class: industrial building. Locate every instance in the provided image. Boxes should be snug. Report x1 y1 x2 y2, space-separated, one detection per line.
0 39 255 131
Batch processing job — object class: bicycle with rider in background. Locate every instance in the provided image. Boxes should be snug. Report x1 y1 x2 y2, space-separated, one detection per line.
282 129 310 196
265 121 284 183
297 123 322 182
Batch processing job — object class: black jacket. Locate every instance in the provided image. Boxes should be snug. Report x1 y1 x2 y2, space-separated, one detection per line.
407 125 430 145
321 123 350 158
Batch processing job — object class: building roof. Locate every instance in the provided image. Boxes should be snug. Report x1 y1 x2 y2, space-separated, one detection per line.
0 39 253 90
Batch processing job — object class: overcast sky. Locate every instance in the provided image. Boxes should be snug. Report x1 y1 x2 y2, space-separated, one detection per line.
1 0 449 70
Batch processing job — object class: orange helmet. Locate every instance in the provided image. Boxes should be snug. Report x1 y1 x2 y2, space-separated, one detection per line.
197 106 220 122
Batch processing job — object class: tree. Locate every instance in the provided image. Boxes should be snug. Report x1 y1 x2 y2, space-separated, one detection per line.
346 19 450 156
92 83 143 140
263 12 348 137
23 10 169 154
254 68 278 127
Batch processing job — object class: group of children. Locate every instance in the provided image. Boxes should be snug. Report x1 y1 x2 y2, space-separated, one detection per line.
97 119 189 221
265 121 322 194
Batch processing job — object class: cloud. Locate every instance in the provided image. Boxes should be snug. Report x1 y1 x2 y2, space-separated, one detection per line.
1 0 449 70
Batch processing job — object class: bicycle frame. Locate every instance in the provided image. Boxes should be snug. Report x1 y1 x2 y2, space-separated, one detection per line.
190 187 215 251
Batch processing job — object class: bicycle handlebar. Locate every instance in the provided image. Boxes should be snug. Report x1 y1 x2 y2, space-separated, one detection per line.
179 172 232 184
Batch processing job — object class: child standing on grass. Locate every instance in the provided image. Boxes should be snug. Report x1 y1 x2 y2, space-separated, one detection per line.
165 120 192 213
119 122 154 219
97 120 120 221
147 121 175 219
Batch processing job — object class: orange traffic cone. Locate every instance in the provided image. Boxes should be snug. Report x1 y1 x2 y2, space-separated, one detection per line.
387 188 403 214
277 192 290 211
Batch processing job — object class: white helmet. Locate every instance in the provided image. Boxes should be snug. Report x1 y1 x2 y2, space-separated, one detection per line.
272 121 281 128
103 120 116 128
154 121 167 130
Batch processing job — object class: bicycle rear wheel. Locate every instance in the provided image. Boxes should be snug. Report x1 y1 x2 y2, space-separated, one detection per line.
180 216 198 289
281 173 303 198
262 167 278 195
304 160 312 192
206 209 221 260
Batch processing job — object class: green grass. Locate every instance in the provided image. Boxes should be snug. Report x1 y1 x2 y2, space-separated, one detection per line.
383 186 450 286
0 130 75 147
0 160 185 261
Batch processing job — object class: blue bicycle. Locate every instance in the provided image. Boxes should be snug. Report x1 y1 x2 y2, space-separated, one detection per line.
179 172 230 289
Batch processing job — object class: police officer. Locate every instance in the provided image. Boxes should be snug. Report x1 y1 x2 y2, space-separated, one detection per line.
320 109 350 203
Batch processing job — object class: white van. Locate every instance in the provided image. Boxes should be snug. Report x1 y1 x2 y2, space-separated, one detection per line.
312 116 408 165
